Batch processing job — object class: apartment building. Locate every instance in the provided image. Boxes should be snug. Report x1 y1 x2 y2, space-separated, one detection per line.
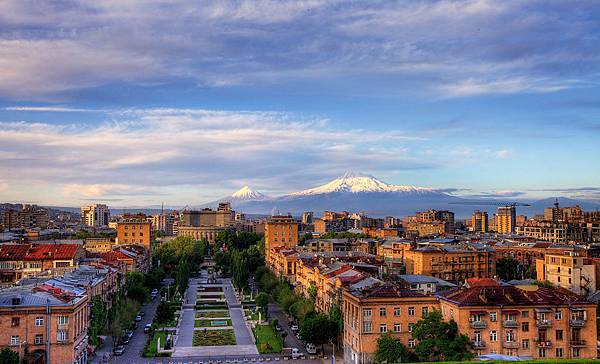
0 205 49 231
492 241 550 268
0 243 84 285
536 247 598 296
403 243 496 283
80 204 110 227
177 203 234 243
495 206 516 234
438 281 597 360
152 212 177 235
472 210 489 233
264 215 299 261
343 282 440 364
115 214 152 250
0 283 89 364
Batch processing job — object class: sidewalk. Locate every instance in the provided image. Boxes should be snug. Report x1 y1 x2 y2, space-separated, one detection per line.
88 336 114 364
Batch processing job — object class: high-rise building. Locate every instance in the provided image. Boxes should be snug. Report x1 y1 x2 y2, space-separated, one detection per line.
81 204 110 227
495 205 516 234
471 210 488 232
301 211 314 224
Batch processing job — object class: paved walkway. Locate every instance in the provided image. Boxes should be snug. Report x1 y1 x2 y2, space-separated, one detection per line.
173 273 258 358
177 277 200 346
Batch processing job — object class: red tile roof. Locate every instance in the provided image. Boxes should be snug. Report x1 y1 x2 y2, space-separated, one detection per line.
0 244 30 260
99 251 132 263
466 278 501 287
352 282 428 299
438 285 590 307
24 244 81 261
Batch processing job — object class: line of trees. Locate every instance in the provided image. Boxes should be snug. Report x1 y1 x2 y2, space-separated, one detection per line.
214 231 264 290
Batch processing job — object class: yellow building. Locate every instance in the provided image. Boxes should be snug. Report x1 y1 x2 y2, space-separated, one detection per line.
495 206 516 234
265 215 299 261
536 248 597 296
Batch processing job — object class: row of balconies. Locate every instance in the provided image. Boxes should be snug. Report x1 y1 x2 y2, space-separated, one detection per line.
472 339 588 349
470 319 585 329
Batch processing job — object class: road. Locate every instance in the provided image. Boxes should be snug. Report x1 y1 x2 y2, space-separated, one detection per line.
267 303 305 353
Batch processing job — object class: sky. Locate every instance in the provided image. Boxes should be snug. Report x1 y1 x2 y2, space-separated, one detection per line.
0 0 599 206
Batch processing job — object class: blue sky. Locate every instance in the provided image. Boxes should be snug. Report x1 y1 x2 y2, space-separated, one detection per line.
0 0 599 206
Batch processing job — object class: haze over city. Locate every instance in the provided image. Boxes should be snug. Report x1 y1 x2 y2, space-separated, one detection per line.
0 1 599 207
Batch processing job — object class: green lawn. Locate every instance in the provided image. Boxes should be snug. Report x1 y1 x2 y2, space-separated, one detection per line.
143 331 173 357
192 329 237 346
254 324 282 354
155 313 180 328
420 361 600 364
244 309 260 320
196 310 230 318
194 319 232 327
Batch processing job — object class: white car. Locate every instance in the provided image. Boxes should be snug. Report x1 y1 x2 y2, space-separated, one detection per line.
305 343 317 355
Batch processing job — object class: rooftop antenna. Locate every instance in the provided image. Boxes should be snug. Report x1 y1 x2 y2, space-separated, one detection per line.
161 202 164 215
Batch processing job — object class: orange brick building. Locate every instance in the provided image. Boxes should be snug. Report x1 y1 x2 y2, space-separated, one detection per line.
115 214 152 250
343 282 439 364
438 281 597 360
264 215 298 261
0 283 89 364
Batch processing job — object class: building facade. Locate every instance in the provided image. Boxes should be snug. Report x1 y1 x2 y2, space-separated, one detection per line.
81 204 110 227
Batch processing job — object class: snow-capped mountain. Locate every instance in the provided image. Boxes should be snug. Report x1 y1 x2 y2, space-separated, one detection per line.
230 186 268 200
289 171 437 196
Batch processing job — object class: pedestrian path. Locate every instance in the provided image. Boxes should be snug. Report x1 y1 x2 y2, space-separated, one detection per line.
177 278 199 346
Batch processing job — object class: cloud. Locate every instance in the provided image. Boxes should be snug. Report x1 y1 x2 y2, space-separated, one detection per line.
3 106 103 112
0 108 441 203
465 190 527 198
0 0 598 99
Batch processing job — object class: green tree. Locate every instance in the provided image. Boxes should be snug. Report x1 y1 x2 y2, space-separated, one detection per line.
374 333 413 363
496 257 523 281
89 296 108 346
256 292 269 316
411 310 473 362
289 298 315 321
175 258 191 295
307 283 317 302
155 300 176 324
232 250 250 289
0 347 19 364
126 271 149 303
299 313 339 353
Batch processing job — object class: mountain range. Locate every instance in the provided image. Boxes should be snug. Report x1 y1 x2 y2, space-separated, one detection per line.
202 172 600 218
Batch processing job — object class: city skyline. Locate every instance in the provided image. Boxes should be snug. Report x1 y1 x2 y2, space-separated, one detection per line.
1 1 600 205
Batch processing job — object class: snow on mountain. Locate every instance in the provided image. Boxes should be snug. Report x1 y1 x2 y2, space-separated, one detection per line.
288 171 438 196
230 186 268 200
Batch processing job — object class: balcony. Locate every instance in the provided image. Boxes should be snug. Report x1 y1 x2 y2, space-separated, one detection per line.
570 319 586 327
536 319 552 328
470 321 487 329
503 320 518 328
504 341 519 349
537 340 552 348
472 340 486 348
570 340 587 347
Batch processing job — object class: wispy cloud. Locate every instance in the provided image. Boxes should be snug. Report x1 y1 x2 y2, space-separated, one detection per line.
0 0 598 99
3 106 103 113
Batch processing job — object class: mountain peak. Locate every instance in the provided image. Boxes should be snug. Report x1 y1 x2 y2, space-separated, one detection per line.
289 172 437 196
231 186 266 200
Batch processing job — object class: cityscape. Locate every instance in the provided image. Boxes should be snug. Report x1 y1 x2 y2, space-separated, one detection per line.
1 2 600 364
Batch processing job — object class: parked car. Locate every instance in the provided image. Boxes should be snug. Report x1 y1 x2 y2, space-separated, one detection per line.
139 311 146 317
275 324 282 332
290 324 299 332
135 315 142 322
113 345 125 356
120 336 130 345
125 329 134 339
306 343 317 355
144 323 152 333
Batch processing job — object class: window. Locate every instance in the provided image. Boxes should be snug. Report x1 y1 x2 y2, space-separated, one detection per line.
522 339 529 349
539 348 546 358
11 317 19 327
35 316 43 326
363 309 372 318
556 348 563 358
380 307 386 317
422 307 428 317
573 348 580 358
394 307 401 316
490 312 497 322
506 331 515 342
555 330 563 340
379 324 387 333
555 310 562 320
58 316 68 325
521 322 529 332
57 331 67 342
10 336 19 346
363 322 372 333
408 339 415 348
408 323 414 332
34 334 43 345
394 323 401 332
408 307 415 316
521 311 529 318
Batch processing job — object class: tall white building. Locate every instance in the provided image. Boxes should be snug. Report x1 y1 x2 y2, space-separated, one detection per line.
81 204 110 227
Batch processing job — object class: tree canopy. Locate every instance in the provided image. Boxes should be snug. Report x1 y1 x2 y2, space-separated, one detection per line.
411 310 473 362
375 333 414 363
